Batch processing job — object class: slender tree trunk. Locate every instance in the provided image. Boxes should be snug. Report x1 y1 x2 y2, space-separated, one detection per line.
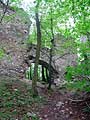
48 48 53 89
46 68 49 83
32 2 41 96
48 7 54 89
30 66 32 80
42 66 46 82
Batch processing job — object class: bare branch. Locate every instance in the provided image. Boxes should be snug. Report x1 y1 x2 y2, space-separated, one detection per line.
68 98 84 102
0 0 9 23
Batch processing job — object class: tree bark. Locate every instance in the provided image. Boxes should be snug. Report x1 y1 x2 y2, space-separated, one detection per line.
42 66 46 82
32 1 41 96
46 68 49 83
30 66 32 80
48 7 55 89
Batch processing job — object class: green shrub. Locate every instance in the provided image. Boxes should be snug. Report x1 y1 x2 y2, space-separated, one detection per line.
0 48 5 59
65 62 90 92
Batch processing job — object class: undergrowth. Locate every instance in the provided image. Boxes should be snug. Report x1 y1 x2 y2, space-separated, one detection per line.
0 77 45 119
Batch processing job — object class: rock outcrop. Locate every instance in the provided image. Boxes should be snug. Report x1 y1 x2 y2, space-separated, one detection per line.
25 42 77 86
0 3 77 86
0 3 31 77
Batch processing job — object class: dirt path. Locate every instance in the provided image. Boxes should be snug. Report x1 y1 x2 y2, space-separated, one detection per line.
0 76 90 120
19 78 90 120
36 89 90 120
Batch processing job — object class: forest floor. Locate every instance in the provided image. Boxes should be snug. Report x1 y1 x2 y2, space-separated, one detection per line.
0 76 90 120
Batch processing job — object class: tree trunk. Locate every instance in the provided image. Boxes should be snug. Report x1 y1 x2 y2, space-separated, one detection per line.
32 2 41 96
30 66 32 80
46 68 49 83
42 66 46 82
48 7 55 89
48 48 53 89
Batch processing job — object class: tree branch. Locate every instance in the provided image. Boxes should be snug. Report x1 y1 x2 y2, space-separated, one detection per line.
0 0 9 23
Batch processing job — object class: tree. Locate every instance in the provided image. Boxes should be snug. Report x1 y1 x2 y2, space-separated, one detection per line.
48 7 55 89
32 0 42 96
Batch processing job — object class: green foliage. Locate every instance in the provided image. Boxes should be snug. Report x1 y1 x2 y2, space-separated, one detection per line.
25 64 44 81
65 61 90 92
83 106 90 113
1 1 30 25
27 34 37 45
0 78 45 119
25 0 90 93
30 115 40 120
0 48 5 59
27 0 90 49
10 0 21 5
16 8 30 23
3 14 15 22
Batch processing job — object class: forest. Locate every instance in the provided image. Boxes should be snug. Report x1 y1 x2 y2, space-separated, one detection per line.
0 0 90 119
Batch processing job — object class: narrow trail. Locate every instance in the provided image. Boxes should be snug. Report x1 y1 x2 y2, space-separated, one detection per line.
0 76 89 120
37 89 89 120
20 78 90 120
